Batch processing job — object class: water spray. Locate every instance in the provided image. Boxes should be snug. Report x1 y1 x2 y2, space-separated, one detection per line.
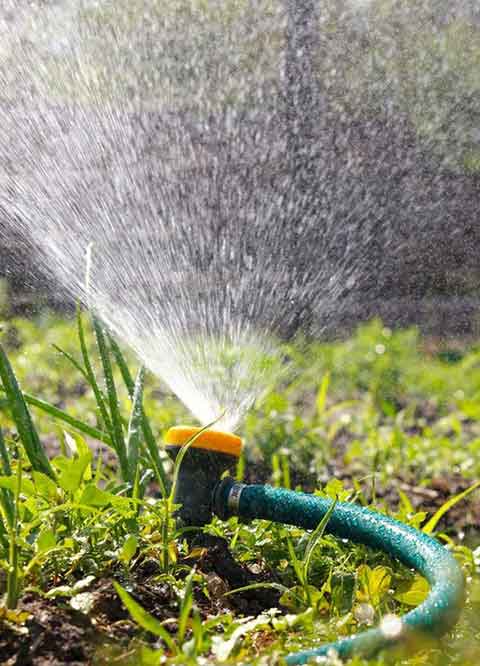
165 426 465 665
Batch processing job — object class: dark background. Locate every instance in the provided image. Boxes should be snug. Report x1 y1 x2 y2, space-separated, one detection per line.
1 0 479 336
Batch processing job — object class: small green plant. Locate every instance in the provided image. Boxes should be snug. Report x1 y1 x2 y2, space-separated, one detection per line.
0 314 478 664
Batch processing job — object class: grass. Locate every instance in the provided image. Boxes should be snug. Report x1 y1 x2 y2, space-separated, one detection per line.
0 312 479 664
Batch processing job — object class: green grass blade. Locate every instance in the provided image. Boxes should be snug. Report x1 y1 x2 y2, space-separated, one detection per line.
287 537 304 586
178 569 194 644
223 581 292 598
108 336 135 394
316 371 330 416
52 344 89 382
6 457 22 609
77 306 113 436
126 366 145 483
91 316 129 482
0 343 55 480
109 336 168 495
0 428 14 528
113 581 178 653
422 480 480 534
0 515 8 552
17 392 112 446
0 427 12 476
302 498 337 585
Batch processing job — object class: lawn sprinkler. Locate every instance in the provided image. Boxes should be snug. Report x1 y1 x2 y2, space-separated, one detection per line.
165 426 242 527
165 426 465 665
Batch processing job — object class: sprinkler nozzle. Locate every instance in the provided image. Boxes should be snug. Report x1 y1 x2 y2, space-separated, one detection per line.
165 426 242 527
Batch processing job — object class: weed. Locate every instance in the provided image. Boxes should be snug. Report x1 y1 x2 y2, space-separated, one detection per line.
0 314 478 664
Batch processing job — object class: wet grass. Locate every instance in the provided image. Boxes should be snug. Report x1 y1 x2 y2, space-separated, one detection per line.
0 312 479 664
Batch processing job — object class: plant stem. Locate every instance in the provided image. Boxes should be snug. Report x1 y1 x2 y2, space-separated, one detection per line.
6 457 22 609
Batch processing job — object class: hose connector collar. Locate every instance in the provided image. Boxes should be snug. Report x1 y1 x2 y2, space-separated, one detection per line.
212 477 247 520
228 482 246 514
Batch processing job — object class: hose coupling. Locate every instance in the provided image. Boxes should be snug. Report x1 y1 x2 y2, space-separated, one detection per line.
227 482 246 514
212 478 246 520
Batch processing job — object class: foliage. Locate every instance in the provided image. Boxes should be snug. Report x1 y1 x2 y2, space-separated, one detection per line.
0 313 478 664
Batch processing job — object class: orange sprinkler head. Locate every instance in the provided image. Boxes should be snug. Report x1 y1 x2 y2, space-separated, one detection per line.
164 426 242 527
165 426 242 457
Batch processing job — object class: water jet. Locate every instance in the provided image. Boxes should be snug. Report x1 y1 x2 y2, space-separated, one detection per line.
0 1 475 661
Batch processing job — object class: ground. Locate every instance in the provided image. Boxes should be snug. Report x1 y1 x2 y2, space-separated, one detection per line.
0 312 479 665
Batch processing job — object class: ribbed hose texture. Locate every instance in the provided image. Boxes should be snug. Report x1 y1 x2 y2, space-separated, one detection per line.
230 484 465 664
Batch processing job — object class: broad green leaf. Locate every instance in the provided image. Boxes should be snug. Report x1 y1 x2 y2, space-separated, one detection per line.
458 399 480 420
118 535 138 565
79 484 131 509
79 484 113 507
356 565 392 606
394 575 430 606
62 430 93 469
272 607 314 632
37 529 57 553
0 475 35 496
55 455 91 493
322 478 351 502
32 471 58 501
0 607 31 624
46 585 75 598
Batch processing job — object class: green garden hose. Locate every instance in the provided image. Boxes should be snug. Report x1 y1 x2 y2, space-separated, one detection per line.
214 480 465 664
165 427 465 664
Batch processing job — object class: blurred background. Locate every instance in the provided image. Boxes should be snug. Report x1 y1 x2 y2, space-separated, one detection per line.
1 0 479 337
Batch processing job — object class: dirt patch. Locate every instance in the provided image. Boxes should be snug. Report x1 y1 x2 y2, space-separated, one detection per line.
3 594 97 665
194 535 282 615
0 538 284 666
1 481 478 665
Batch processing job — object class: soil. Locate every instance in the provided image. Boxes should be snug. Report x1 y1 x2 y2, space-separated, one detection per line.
1 458 478 666
0 541 284 666
1 325 479 663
